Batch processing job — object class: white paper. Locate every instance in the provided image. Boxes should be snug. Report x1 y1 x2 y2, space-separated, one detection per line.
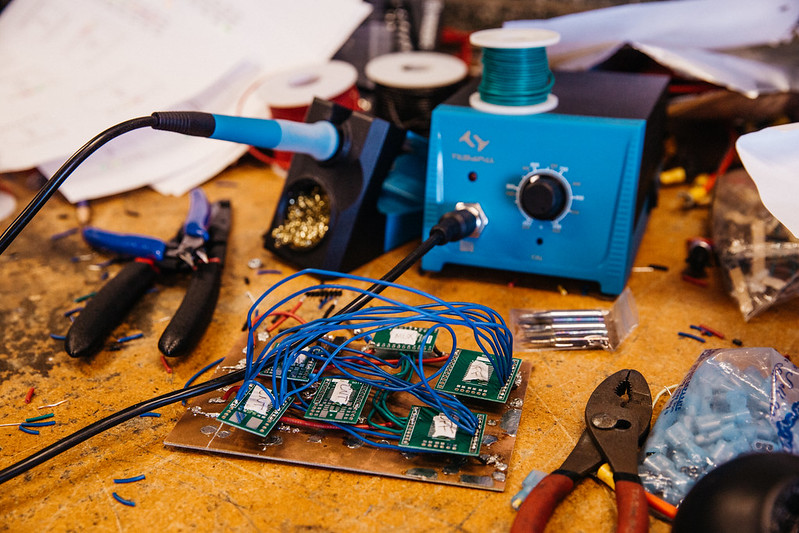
505 0 799 98
736 123 799 237
43 62 264 202
0 0 372 200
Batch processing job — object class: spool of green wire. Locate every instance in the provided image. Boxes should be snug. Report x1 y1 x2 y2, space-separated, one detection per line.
469 28 560 115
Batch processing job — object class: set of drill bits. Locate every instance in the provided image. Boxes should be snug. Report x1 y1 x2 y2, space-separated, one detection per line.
510 288 638 351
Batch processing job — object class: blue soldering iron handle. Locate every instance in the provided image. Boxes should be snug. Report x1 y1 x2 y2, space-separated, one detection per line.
82 227 166 262
150 110 340 161
210 114 340 161
65 260 158 358
183 188 210 240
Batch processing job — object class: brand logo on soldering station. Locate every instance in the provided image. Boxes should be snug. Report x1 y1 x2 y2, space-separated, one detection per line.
452 130 494 163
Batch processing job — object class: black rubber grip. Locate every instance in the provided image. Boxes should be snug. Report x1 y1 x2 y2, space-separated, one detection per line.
150 111 216 137
158 260 222 356
65 261 157 358
158 200 231 356
430 209 478 243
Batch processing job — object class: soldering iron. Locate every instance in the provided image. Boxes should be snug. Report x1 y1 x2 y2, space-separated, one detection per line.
0 111 343 255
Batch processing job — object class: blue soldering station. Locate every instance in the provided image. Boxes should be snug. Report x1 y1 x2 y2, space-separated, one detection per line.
421 29 669 295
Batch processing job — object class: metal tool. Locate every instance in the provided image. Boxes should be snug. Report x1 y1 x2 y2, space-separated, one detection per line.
65 189 231 357
511 369 652 533
516 308 612 349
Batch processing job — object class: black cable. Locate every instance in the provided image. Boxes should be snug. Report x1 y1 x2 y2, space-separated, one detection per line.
0 208 481 485
0 369 244 484
0 116 157 255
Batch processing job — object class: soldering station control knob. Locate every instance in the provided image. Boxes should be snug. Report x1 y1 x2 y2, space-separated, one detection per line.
516 169 572 222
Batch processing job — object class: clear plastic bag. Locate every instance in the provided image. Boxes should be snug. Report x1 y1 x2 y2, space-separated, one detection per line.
639 347 799 506
712 170 799 320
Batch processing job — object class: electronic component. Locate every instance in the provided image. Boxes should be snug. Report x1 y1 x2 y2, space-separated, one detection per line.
369 325 437 355
259 354 317 383
305 377 372 424
165 272 524 491
435 349 521 403
217 383 293 437
421 70 669 295
166 352 533 492
400 406 486 457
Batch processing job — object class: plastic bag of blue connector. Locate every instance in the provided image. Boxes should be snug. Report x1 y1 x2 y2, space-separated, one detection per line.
639 347 799 506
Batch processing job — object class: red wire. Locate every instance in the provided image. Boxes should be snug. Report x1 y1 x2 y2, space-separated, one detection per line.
704 131 738 193
698 324 725 339
280 416 395 431
160 353 173 374
222 385 240 401
267 300 305 332
682 273 709 287
24 387 35 404
266 310 306 333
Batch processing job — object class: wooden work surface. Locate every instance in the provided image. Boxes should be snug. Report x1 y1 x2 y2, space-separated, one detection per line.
1 162 798 533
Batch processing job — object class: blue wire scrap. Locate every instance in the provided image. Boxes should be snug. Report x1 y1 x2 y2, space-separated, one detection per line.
112 492 136 507
230 269 514 451
114 474 146 484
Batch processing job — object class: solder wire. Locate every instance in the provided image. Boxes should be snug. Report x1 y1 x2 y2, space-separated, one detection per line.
477 46 554 106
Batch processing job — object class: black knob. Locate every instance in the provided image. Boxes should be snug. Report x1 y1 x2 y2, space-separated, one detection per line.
519 173 568 221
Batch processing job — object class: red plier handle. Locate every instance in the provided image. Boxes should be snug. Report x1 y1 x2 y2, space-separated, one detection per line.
511 473 649 533
511 471 575 533
614 477 650 533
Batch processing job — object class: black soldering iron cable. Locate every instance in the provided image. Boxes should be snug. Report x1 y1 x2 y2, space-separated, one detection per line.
0 110 332 256
0 116 157 255
0 210 479 485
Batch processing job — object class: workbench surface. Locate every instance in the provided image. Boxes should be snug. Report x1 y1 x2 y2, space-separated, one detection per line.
1 163 797 532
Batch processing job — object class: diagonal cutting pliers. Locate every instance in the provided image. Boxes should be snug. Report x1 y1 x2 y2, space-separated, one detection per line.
65 188 231 358
512 369 653 533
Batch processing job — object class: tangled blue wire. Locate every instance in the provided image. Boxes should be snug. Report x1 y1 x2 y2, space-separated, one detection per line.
234 269 513 448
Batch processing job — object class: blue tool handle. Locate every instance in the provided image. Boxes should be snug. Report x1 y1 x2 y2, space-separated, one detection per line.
210 114 339 161
183 188 210 240
65 260 158 358
82 227 166 262
150 111 339 160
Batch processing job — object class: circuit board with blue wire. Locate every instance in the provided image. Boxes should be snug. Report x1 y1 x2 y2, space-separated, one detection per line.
164 270 531 491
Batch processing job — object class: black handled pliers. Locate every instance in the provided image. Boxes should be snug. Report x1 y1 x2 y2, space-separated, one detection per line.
65 189 231 358
512 369 653 533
